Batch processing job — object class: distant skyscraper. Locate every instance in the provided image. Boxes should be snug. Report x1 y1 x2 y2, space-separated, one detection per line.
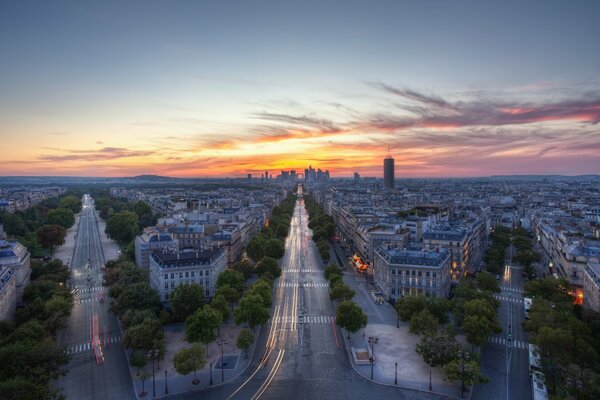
354 172 360 184
383 154 395 189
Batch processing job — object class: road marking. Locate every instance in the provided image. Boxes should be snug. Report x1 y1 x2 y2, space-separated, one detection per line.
501 286 523 293
67 336 121 354
283 269 321 273
78 286 105 293
275 315 334 324
488 336 528 350
493 294 524 304
275 282 328 288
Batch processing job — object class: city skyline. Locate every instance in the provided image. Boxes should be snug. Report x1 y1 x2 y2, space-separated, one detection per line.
1 1 599 178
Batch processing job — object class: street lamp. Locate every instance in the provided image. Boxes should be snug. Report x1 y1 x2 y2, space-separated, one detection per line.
395 362 398 385
147 349 159 398
368 335 379 380
164 370 168 395
457 350 471 399
209 362 213 385
217 337 225 383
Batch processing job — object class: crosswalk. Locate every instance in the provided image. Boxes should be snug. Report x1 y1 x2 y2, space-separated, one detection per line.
488 335 528 350
275 282 329 288
75 286 105 293
66 336 122 354
73 297 105 304
284 269 321 273
493 294 524 304
273 315 335 324
501 286 523 293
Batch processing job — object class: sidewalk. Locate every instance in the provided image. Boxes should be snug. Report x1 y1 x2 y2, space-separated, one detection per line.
130 323 257 399
95 210 120 262
331 242 462 399
54 214 80 266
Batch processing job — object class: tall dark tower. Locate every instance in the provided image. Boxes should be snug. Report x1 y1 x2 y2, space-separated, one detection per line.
383 150 395 189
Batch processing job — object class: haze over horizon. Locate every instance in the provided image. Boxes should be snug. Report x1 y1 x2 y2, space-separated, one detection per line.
1 0 599 178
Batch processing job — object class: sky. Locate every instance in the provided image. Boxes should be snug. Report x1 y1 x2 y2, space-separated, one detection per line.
1 0 599 178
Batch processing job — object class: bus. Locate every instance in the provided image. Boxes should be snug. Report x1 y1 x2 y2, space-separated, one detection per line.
528 344 542 373
524 297 533 319
531 370 548 400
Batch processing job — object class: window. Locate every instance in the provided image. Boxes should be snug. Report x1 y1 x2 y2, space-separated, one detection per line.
170 273 174 279
411 270 416 276
164 293 169 301
432 280 437 287
170 282 175 288
199 270 204 276
205 278 210 286
433 272 437 278
191 271 195 277
405 270 409 276
391 288 396 295
426 271 430 277
405 278 409 285
418 271 422 277
185 271 189 278
391 269 396 275
164 283 168 290
164 273 168 280
205 289 210 297
179 272 183 278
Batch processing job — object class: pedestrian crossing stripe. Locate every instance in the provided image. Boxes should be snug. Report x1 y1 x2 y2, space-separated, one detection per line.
501 286 523 293
488 336 528 350
275 282 329 288
493 295 524 304
74 297 105 304
77 286 105 293
283 269 322 273
66 336 122 354
272 315 334 324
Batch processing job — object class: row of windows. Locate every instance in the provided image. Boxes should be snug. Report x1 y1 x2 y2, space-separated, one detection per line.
164 278 210 289
390 269 437 278
391 288 438 297
389 278 438 288
164 270 208 280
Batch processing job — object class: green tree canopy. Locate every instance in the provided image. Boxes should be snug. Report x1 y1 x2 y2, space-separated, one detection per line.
395 295 427 321
173 344 206 383
237 328 254 358
409 308 440 336
105 210 139 245
217 269 245 294
264 239 285 260
255 257 281 279
46 208 75 229
330 283 355 302
416 326 459 367
234 293 270 329
210 294 231 322
335 300 368 336
35 225 66 254
185 305 222 348
171 283 206 322
247 280 273 308
58 195 82 214
123 318 164 352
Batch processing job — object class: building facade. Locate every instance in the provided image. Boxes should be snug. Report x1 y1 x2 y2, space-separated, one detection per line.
0 266 16 321
134 227 179 269
583 262 600 312
383 156 395 189
373 246 451 301
0 239 31 304
149 248 226 304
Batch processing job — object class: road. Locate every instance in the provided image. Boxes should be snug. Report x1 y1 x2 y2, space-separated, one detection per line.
473 244 530 400
172 193 445 400
55 195 135 400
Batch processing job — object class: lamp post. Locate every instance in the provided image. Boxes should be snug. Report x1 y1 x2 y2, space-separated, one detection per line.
395 362 398 385
164 370 168 395
368 336 379 380
147 349 159 398
457 350 470 399
217 337 225 383
209 362 213 385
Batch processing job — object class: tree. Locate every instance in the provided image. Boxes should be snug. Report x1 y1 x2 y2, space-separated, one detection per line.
324 264 343 281
330 282 355 302
476 272 500 293
234 293 270 329
113 282 161 316
137 368 151 396
35 225 67 254
416 326 460 367
237 328 254 359
124 318 165 352
58 195 81 213
215 284 241 312
171 283 206 322
336 300 368 337
130 351 147 375
264 239 284 260
211 294 231 322
462 315 496 347
410 308 439 336
395 295 427 321
246 235 266 262
133 201 154 229
247 280 273 307
231 259 254 280
173 344 206 384
443 358 488 391
217 269 245 294
185 305 222 354
46 208 75 229
106 211 139 244
255 257 281 279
